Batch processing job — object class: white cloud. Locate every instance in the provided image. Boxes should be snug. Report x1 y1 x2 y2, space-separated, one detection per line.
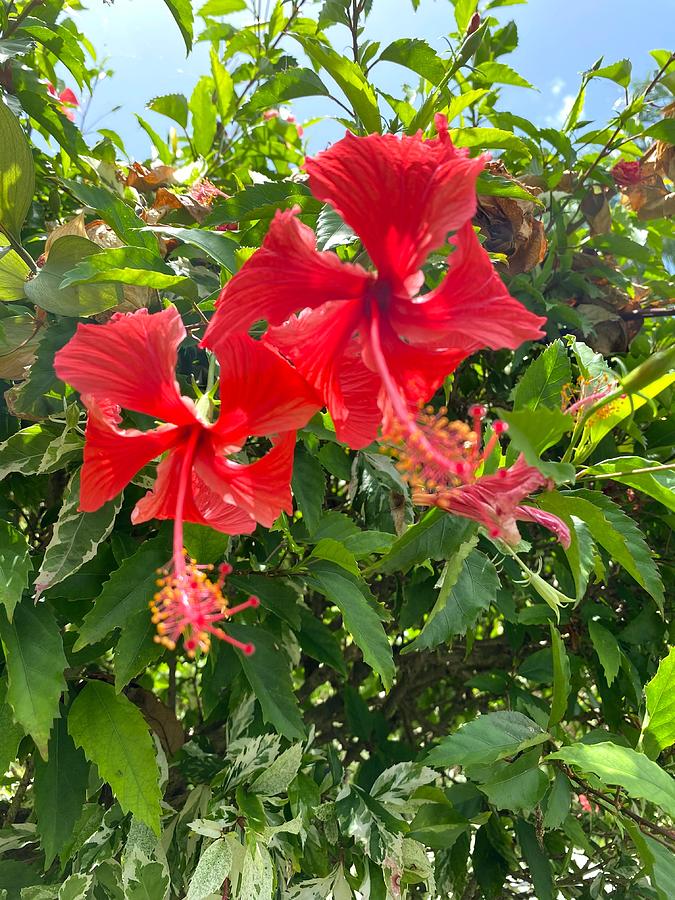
550 77 565 96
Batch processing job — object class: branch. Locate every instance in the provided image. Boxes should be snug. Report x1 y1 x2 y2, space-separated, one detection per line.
577 51 675 185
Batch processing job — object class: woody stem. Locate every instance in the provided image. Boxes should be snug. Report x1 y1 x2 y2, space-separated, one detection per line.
173 429 201 578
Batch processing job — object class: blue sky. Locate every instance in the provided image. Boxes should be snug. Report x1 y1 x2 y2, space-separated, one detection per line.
71 0 673 159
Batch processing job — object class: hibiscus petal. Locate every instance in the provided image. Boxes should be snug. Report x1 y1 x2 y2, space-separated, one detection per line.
266 302 381 447
201 207 372 343
439 456 549 545
206 332 321 443
363 314 465 406
305 121 485 292
392 223 546 351
194 432 296 528
517 505 572 548
79 397 182 512
55 307 199 427
131 446 256 535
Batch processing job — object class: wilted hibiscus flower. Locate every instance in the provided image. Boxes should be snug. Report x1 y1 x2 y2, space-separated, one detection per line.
55 307 319 655
202 114 546 451
387 403 570 547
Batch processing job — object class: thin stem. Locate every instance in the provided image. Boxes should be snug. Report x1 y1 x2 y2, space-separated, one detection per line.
578 461 675 480
0 225 37 274
577 51 675 185
4 0 44 37
3 760 33 826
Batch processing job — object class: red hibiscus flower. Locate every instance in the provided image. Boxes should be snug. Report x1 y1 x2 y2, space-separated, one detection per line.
387 404 570 547
47 83 79 121
55 307 320 655
201 115 546 452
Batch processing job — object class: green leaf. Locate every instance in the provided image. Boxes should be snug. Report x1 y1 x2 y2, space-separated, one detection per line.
206 181 314 224
512 340 572 412
0 520 31 621
453 0 478 32
561 515 595 600
476 171 542 205
68 681 162 834
307 560 395 690
627 824 675 900
34 713 89 867
405 547 499 652
210 49 235 122
515 819 554 900
200 0 247 14
0 424 61 478
581 457 675 512
548 742 675 819
315 204 357 251
580 373 675 459
24 236 120 317
161 0 194 53
186 838 232 900
0 232 29 300
408 803 470 849
126 861 169 900
147 93 189 129
227 623 305 741
542 770 571 829
451 127 530 156
58 873 93 900
35 470 123 597
20 20 85 87
378 508 476 574
536 490 664 609
247 67 330 111
644 647 675 756
645 118 675 144
295 36 381 132
143 225 237 272
5 319 75 419
62 181 158 252
588 233 653 265
310 538 360 576
475 749 548 812
427 711 547 767
0 99 35 239
292 444 326 536
61 246 190 291
297 606 347 676
590 58 632 88
588 620 620 686
0 36 35 64
75 535 171 650
548 625 571 726
0 600 67 759
16 89 88 160
251 743 303 795
476 61 533 89
190 76 217 157
498 407 574 482
114 609 164 692
135 115 173 165
0 677 24 777
379 38 446 84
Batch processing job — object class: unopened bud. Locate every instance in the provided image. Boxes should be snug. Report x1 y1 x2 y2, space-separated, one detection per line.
467 12 481 35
